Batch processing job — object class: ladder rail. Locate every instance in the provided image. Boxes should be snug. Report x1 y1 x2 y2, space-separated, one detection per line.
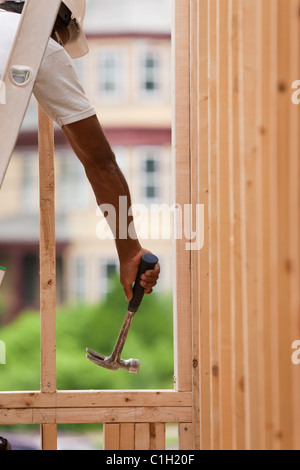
0 0 61 189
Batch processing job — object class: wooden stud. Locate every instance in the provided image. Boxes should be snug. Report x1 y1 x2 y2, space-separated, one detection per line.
179 423 193 450
38 105 57 451
150 423 166 450
196 0 211 451
120 423 135 450
256 0 273 450
172 0 193 393
268 0 281 450
289 0 300 451
41 424 57 451
135 423 150 450
276 0 294 450
208 0 220 451
190 0 201 451
104 424 120 450
216 0 233 450
38 105 56 395
239 0 261 450
228 0 245 450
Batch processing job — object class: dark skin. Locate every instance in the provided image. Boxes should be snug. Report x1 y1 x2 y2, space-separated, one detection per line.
52 26 160 301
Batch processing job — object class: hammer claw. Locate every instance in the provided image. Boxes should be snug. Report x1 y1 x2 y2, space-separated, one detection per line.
86 348 105 361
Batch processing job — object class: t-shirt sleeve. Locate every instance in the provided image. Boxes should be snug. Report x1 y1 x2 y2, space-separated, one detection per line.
33 48 96 127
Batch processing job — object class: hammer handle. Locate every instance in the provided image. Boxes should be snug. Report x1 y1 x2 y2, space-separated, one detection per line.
127 253 159 313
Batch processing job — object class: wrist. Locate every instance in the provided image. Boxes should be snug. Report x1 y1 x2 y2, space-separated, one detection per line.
116 239 142 263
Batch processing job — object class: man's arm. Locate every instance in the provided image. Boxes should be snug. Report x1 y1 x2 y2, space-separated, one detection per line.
62 114 160 300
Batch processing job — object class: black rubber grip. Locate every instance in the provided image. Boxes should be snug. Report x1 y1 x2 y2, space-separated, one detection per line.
127 253 159 313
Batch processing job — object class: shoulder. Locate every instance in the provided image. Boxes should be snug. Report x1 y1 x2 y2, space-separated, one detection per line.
44 38 66 60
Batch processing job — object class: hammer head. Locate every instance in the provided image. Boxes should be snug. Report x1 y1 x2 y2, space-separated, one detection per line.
86 348 140 374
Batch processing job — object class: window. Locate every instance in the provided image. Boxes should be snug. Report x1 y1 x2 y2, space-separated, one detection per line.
113 146 129 180
76 258 85 302
139 49 160 98
98 49 125 101
23 155 38 212
58 152 90 211
99 259 118 296
23 255 39 305
22 95 39 130
139 147 160 203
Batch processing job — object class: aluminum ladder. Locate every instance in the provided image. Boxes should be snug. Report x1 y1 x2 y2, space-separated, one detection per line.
0 0 61 189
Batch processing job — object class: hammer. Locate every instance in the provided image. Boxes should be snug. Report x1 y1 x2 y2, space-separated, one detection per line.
86 253 159 373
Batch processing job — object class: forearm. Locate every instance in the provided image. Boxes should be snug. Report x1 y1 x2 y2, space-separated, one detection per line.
62 116 141 262
85 155 141 261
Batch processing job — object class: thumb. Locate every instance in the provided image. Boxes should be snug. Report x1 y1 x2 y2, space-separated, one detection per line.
123 283 133 302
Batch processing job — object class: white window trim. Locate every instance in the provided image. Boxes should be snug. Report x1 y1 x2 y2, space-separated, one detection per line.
23 152 39 213
133 43 163 103
137 146 161 205
98 258 119 297
97 46 128 104
57 151 91 212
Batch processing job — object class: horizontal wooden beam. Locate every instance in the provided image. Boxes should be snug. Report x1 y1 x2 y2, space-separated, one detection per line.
0 406 192 425
0 390 191 409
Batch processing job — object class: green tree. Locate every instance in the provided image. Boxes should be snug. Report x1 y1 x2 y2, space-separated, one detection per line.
0 279 174 392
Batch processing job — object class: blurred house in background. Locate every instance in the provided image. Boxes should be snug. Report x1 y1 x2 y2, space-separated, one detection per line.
0 0 173 322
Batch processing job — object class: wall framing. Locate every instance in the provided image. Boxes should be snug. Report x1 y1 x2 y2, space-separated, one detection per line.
1 0 300 451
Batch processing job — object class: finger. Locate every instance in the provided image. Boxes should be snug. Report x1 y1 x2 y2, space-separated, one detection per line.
123 284 133 302
141 270 160 281
141 276 159 285
149 263 160 275
140 280 157 289
141 263 160 276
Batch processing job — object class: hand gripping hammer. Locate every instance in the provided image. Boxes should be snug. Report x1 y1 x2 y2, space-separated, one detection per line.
86 253 159 373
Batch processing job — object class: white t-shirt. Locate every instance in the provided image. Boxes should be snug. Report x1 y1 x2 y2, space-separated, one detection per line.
0 9 96 127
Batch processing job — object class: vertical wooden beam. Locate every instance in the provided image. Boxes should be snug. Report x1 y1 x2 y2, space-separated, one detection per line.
38 105 57 450
135 424 150 450
276 0 294 450
228 0 245 450
172 0 192 395
255 0 267 451
41 424 57 451
269 0 281 450
173 0 193 451
104 424 120 450
216 0 233 450
208 0 220 450
239 0 261 450
150 423 166 450
257 0 273 450
289 0 300 451
120 423 135 450
179 423 193 450
196 0 211 451
190 0 201 451
39 105 56 394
